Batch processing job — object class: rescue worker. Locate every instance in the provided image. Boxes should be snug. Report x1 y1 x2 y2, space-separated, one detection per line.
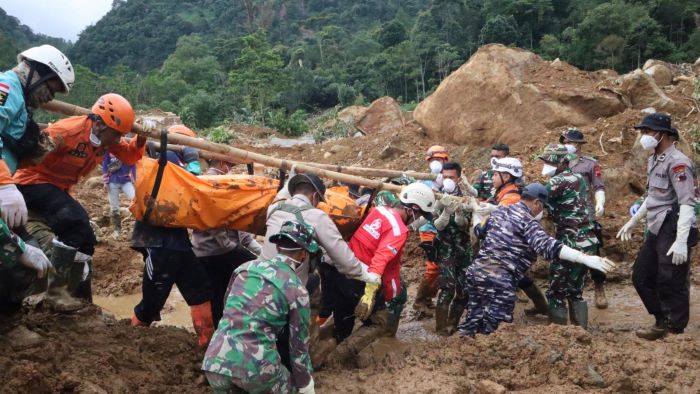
14 93 145 301
192 159 262 328
467 143 510 200
458 184 615 337
560 127 609 309
412 145 448 316
617 113 698 340
432 162 472 335
102 151 136 239
0 45 73 313
474 157 549 317
538 144 598 327
131 124 214 349
325 183 436 366
202 220 317 394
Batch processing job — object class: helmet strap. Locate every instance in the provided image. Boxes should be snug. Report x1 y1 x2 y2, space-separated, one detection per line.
21 61 56 100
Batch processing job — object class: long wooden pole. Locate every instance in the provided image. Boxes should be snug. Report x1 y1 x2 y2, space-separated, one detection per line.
41 100 406 193
39 104 435 181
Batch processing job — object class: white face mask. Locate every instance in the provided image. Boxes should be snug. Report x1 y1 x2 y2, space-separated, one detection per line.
429 160 443 174
442 178 457 194
640 135 659 150
534 211 544 221
541 163 557 177
564 144 577 154
89 132 101 147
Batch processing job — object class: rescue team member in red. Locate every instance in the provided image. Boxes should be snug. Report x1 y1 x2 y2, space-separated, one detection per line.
323 182 436 366
13 93 146 301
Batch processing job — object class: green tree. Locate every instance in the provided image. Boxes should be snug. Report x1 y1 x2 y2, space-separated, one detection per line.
479 15 521 45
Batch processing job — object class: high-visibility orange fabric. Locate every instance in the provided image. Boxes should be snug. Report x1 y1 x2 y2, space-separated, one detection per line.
13 116 145 192
496 183 521 206
0 160 12 185
419 231 436 242
423 260 439 282
130 159 364 237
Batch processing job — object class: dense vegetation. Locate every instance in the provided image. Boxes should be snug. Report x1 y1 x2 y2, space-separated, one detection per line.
1 0 699 134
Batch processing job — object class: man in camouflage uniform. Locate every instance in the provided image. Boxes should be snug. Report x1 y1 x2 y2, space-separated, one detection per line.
560 128 609 309
538 144 599 327
458 184 614 337
432 162 472 335
202 220 317 394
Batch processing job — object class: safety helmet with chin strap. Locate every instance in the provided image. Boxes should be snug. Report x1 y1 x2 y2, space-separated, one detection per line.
491 157 523 178
17 45 75 94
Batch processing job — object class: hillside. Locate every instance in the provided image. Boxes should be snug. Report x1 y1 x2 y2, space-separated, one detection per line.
0 8 69 69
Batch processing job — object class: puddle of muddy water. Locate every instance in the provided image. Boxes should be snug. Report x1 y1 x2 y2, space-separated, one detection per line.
93 288 194 331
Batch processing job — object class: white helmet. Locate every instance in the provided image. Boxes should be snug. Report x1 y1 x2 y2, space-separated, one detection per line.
18 45 75 93
491 157 524 178
399 182 436 213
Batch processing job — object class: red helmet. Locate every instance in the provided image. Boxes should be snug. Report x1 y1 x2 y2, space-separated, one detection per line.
168 124 197 138
425 145 449 161
91 93 134 134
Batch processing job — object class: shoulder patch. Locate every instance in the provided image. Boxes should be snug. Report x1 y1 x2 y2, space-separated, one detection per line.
672 164 686 174
594 164 602 178
0 83 9 106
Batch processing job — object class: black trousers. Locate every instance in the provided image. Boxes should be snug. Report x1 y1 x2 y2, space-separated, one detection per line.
632 214 696 331
198 247 257 328
134 247 211 324
327 267 385 343
17 183 96 255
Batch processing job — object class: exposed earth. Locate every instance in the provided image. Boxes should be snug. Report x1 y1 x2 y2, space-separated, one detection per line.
2 45 700 393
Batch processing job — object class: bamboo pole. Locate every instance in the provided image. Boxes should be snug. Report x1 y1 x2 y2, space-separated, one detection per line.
41 100 406 193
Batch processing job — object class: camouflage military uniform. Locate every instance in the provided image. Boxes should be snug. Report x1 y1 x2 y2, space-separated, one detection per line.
459 202 562 336
474 170 495 200
202 255 312 393
0 218 39 313
545 168 598 309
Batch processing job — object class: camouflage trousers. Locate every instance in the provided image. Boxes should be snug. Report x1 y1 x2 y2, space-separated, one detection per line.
547 238 599 309
205 368 294 394
436 244 471 309
459 261 516 336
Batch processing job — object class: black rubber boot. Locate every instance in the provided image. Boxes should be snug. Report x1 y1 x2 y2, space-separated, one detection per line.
523 283 548 316
548 304 568 325
435 303 449 335
569 300 588 329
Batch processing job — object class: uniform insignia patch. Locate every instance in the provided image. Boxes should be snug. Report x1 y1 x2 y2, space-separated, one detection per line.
672 164 686 174
0 83 9 106
594 165 602 178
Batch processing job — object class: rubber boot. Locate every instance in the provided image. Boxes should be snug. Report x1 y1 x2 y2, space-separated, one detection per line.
384 311 401 337
594 282 608 309
110 210 121 239
446 298 467 335
191 301 215 348
548 304 568 325
325 310 388 368
46 239 84 312
412 278 435 317
523 284 549 316
568 300 588 329
636 315 669 341
435 303 449 335
70 252 93 302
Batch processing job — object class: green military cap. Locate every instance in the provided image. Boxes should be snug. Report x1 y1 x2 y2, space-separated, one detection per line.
537 143 575 163
269 220 319 253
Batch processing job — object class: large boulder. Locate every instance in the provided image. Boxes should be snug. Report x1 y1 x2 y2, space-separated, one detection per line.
355 97 405 135
414 44 626 145
617 69 686 113
644 64 673 86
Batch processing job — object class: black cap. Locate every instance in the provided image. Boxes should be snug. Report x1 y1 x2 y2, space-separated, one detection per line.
559 127 586 144
634 113 678 138
288 173 326 202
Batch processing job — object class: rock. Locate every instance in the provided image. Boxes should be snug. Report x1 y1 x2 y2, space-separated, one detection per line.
586 364 605 387
476 379 507 394
85 176 104 189
549 350 564 363
330 144 349 153
644 64 673 87
337 105 367 124
355 96 405 135
551 58 564 70
618 69 686 113
414 44 625 145
6 325 43 350
353 131 364 138
641 107 656 114
379 144 405 160
323 152 332 159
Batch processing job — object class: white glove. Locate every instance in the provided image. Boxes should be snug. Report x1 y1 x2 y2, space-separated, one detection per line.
433 208 452 231
358 263 381 284
666 204 694 265
616 199 647 242
18 244 52 278
594 190 605 218
559 245 616 273
475 202 497 216
408 216 428 232
137 118 158 133
0 184 28 228
460 175 478 197
298 377 315 394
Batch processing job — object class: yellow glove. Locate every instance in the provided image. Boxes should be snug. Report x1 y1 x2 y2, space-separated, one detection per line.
354 282 379 321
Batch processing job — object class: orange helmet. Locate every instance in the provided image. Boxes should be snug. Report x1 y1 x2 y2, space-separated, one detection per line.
91 93 134 134
425 145 449 161
168 124 197 138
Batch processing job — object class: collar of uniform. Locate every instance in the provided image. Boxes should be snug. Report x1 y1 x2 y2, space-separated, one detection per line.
654 144 677 162
292 194 312 205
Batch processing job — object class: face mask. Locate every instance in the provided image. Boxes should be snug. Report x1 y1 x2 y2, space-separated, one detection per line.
429 160 443 174
640 135 659 150
541 164 557 177
534 211 544 221
564 144 577 154
442 178 457 194
89 131 101 147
